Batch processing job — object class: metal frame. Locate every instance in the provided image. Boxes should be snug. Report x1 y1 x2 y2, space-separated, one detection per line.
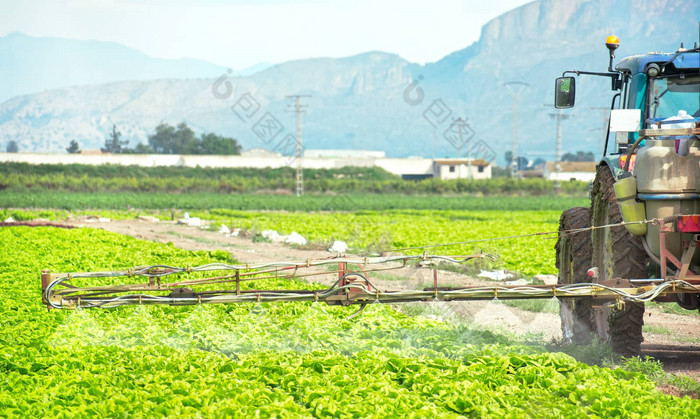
659 215 700 283
41 251 700 311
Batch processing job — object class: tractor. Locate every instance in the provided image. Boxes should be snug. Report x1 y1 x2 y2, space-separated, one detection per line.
554 36 700 356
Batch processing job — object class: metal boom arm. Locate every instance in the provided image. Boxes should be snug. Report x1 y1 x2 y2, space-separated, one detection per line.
41 253 700 311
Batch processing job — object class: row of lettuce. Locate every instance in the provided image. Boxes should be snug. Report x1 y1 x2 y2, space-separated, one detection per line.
0 193 588 213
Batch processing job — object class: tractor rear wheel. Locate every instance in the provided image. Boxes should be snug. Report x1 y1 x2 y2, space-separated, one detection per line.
590 166 647 357
556 207 594 344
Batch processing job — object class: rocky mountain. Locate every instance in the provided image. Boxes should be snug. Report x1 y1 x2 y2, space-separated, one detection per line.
0 0 698 162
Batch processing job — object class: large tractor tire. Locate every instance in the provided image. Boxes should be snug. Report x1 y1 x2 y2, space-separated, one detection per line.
590 166 647 357
556 207 594 344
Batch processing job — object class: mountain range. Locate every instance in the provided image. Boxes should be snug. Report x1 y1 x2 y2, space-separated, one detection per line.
0 32 271 103
0 0 698 163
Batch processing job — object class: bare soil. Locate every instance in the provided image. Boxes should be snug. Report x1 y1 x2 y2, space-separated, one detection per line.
66 218 700 390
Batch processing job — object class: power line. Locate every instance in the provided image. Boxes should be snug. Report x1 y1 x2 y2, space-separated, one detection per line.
287 95 310 197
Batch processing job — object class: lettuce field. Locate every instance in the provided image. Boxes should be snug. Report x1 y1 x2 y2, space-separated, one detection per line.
198 209 563 277
2 195 581 277
1 226 699 417
2 207 565 276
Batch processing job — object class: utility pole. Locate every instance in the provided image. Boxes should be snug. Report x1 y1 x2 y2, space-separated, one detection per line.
546 107 572 194
504 82 528 179
287 95 310 197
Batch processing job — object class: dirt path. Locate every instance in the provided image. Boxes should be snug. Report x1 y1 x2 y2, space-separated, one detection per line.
68 218 699 385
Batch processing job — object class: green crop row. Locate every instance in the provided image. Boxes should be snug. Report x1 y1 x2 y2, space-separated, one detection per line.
1 226 697 417
0 174 588 195
0 162 588 195
0 191 588 212
0 173 588 195
0 162 399 181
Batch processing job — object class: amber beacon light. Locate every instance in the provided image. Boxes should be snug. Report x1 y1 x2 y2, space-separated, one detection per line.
605 35 620 71
605 35 620 51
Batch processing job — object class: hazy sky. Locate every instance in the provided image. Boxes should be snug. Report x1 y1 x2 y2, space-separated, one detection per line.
1 0 533 69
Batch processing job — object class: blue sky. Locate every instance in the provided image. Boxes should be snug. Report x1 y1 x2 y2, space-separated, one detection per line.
0 0 533 69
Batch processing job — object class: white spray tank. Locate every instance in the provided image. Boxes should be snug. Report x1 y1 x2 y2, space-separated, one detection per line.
635 110 700 259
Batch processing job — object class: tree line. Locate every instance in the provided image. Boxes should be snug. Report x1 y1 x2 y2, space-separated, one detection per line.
66 122 242 155
504 150 596 171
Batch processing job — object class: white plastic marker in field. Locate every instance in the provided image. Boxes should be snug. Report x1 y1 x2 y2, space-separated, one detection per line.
286 232 307 246
328 241 348 253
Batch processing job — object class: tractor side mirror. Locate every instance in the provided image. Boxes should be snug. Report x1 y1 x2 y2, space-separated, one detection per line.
554 77 576 109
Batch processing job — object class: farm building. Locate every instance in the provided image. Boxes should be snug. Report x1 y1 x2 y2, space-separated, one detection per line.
432 159 492 180
542 162 597 182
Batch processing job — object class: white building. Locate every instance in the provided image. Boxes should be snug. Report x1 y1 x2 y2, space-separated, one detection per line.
241 148 281 157
543 162 597 182
303 149 385 159
432 159 492 180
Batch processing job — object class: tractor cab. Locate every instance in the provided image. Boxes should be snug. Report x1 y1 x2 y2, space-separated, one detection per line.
554 38 700 165
616 51 700 120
